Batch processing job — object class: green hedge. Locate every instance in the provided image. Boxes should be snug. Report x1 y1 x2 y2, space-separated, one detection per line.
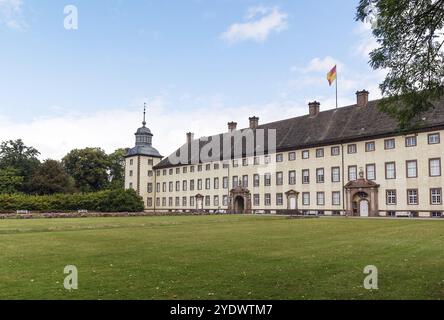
0 189 145 213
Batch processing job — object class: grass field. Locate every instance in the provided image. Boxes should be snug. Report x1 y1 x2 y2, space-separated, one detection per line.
0 215 443 300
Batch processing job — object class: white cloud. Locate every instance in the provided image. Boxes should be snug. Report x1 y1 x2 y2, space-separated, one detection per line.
0 0 25 29
221 6 288 44
291 56 344 74
353 22 379 59
0 97 306 161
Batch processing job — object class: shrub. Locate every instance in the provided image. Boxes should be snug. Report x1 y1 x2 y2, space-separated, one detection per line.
0 189 144 213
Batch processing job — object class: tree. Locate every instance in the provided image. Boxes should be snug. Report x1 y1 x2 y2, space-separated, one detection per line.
62 148 110 192
356 0 444 128
0 139 40 192
0 167 24 194
28 160 75 195
108 148 126 189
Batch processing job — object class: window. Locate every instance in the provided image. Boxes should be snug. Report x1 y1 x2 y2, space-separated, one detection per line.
365 141 375 152
205 178 211 190
242 175 249 188
129 182 133 189
348 166 357 181
169 197 173 207
198 165 203 172
190 180 195 191
232 176 238 188
431 188 442 205
223 195 228 206
183 167 187 174
317 192 325 206
175 197 180 207
428 133 440 145
265 173 271 186
175 181 180 192
156 170 160 177
214 196 219 207
332 192 341 205
302 150 309 159
156 198 160 207
148 159 153 165
162 198 166 207
276 154 283 162
331 146 340 156
429 158 441 177
386 190 397 205
288 152 296 161
214 163 219 170
214 177 219 189
223 177 228 189
206 164 211 171
253 194 260 206
176 168 180 174
316 148 324 158
147 198 153 207
264 155 271 164
147 183 153 193
129 170 133 177
331 167 340 183
289 171 296 185
190 166 195 173
366 164 376 180
384 138 395 150
223 162 229 169
407 189 419 205
302 193 310 206
182 197 187 207
385 162 396 179
276 172 283 186
265 194 271 206
406 160 418 178
169 182 173 192
163 170 167 176
253 174 260 187
129 159 133 165
183 181 187 192
205 196 210 206
162 183 167 192
431 211 443 217
405 136 417 147
302 170 310 184
254 157 260 165
347 144 357 154
316 168 325 183
197 179 202 190
243 158 248 166
232 160 238 168
156 183 160 192
190 196 195 207
148 170 153 177
276 193 283 206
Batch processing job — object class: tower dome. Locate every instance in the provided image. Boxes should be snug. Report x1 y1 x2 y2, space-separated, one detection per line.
126 104 162 158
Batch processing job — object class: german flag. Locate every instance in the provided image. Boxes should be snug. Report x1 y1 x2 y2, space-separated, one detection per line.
327 65 337 86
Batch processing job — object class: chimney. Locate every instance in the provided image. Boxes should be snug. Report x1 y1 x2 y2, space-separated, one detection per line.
249 116 259 129
186 132 194 144
228 121 237 132
308 101 320 117
356 90 369 107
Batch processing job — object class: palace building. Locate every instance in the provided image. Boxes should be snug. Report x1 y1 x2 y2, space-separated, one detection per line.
124 90 444 218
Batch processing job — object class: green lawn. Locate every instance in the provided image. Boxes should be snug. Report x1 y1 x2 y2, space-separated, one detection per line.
0 215 443 300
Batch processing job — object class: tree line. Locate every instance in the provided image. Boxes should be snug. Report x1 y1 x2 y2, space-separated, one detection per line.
0 139 126 195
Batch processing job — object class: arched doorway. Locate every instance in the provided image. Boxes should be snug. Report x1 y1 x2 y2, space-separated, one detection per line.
351 191 370 217
360 199 369 217
345 170 380 217
234 196 245 214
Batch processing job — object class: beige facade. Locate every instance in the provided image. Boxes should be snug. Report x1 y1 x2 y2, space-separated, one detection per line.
125 94 444 218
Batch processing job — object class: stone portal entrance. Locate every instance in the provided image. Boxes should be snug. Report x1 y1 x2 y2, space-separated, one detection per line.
229 186 252 214
345 170 380 217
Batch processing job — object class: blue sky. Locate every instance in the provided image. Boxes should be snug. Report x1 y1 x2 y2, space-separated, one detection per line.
0 0 383 159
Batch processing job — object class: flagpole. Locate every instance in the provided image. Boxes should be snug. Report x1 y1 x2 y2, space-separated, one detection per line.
335 67 338 109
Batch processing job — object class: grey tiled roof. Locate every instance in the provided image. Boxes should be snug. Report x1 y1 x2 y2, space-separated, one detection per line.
154 99 444 169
